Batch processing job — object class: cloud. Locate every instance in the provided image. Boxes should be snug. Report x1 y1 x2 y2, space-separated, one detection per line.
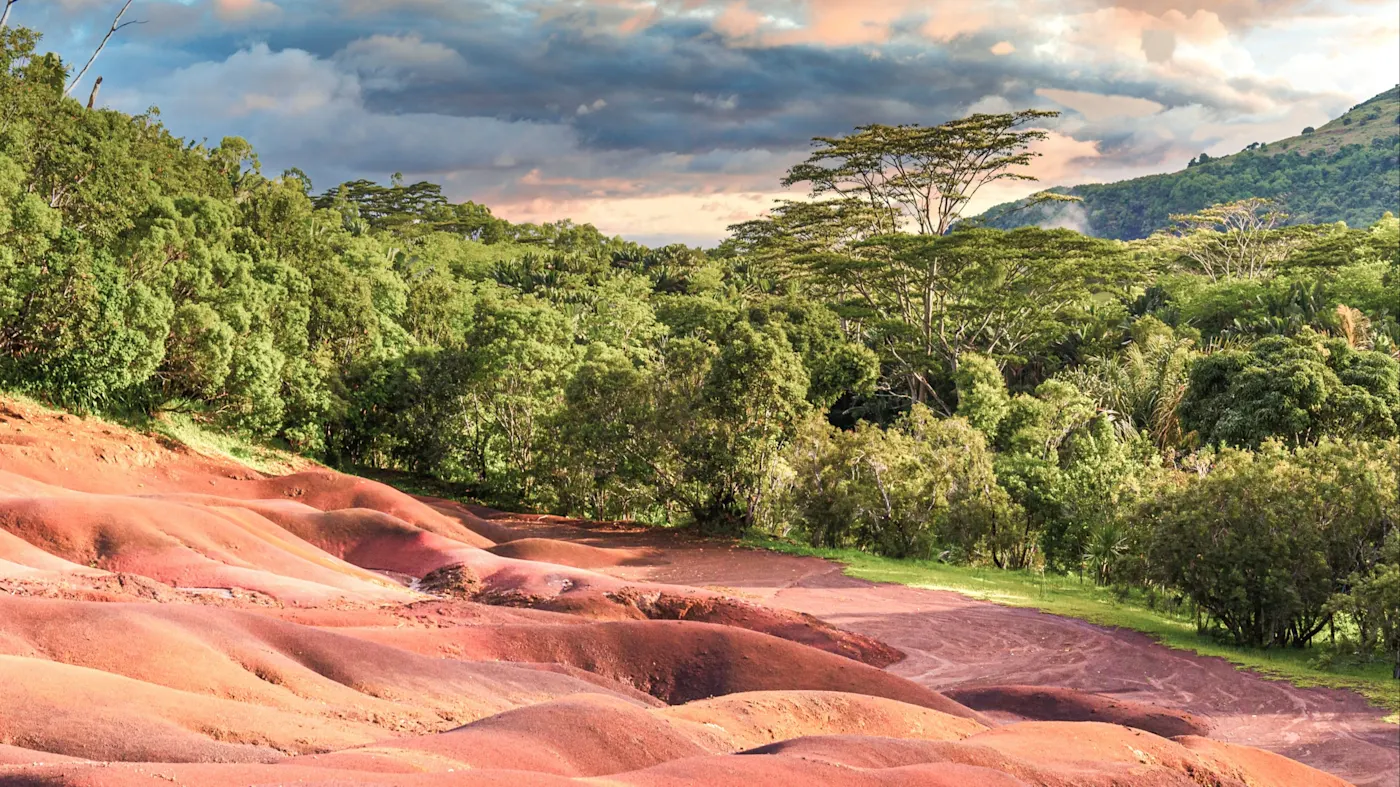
1140 29 1175 62
215 0 281 22
1035 89 1165 122
1034 201 1094 234
105 44 580 186
335 34 467 90
10 0 1395 245
577 98 608 115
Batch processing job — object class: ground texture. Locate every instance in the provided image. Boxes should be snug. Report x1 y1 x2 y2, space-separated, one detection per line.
0 397 1392 787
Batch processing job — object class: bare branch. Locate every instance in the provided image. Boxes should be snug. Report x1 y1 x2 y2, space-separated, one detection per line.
86 75 103 109
0 0 20 31
63 0 139 98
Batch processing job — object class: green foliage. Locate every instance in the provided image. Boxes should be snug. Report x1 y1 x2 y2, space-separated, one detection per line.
788 406 1007 559
1144 441 1398 648
815 226 1133 405
782 110 1061 235
953 353 1010 437
988 379 1154 572
544 343 657 520
1058 320 1193 448
1327 530 1400 673
679 321 811 535
1180 331 1399 447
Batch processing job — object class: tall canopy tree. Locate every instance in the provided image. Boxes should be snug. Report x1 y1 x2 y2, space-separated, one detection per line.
1164 198 1319 282
782 111 1062 236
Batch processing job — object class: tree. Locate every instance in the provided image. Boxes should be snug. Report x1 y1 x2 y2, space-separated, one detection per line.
1180 331 1400 447
0 2 21 30
744 296 879 409
818 227 1130 405
788 406 1008 559
64 0 139 98
1327 529 1400 675
315 178 450 236
676 322 811 535
1059 320 1195 449
1145 441 1397 648
992 379 1122 571
782 111 1062 236
1165 198 1314 282
545 343 658 520
724 198 883 285
953 352 1010 438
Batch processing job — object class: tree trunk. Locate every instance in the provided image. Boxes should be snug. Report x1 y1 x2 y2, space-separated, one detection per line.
87 76 103 109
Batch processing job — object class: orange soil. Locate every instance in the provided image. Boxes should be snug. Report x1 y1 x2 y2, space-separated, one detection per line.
0 397 1381 787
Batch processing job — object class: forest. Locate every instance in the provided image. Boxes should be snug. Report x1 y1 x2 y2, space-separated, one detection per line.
982 85 1400 239
0 27 1396 668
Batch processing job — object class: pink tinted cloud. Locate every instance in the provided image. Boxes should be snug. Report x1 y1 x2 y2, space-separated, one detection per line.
215 0 280 21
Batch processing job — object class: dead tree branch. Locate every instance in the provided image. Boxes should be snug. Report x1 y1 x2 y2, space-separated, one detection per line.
0 1 20 31
63 0 140 98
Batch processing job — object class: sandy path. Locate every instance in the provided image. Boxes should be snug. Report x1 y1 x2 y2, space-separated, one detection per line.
540 533 1400 787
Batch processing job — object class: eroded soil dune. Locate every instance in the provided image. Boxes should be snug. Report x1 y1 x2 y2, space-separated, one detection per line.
0 398 1382 786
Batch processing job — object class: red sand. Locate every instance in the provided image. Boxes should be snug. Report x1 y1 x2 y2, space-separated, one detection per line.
943 684 1212 738
595 533 1400 786
485 536 655 568
0 397 1386 787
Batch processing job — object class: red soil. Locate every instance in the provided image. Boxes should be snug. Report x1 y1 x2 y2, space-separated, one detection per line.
351 619 983 715
654 690 987 750
281 694 713 776
943 684 1212 738
485 536 655 568
596 535 1400 786
0 397 1384 787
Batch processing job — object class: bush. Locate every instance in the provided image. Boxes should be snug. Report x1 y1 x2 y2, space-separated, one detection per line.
1145 440 1398 648
1180 331 1400 448
788 406 1009 560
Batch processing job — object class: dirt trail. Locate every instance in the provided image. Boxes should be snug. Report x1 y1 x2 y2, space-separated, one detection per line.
509 528 1400 787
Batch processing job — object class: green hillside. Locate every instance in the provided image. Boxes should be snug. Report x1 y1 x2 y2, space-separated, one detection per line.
979 85 1400 239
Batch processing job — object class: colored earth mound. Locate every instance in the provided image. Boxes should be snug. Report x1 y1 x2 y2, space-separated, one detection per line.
0 398 1375 786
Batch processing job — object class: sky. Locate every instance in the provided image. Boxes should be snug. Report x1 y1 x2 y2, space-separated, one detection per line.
18 0 1400 246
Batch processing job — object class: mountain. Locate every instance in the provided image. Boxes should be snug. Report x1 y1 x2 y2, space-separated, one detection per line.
977 85 1400 239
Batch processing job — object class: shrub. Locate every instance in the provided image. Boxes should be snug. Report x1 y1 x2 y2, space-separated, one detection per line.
1144 440 1398 648
788 407 1009 560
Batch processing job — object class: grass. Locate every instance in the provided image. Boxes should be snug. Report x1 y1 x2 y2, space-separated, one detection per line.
144 411 310 476
744 533 1400 717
